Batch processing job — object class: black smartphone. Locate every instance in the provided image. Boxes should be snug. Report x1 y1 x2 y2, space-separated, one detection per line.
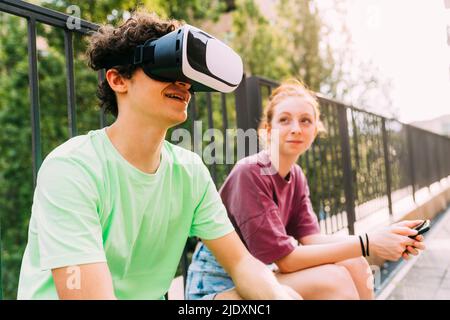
409 220 431 238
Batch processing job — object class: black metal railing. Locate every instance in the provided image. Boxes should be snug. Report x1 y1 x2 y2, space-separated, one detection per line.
1 0 450 299
0 0 100 300
243 76 450 235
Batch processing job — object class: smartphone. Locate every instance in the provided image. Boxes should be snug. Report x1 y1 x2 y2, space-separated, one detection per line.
409 220 431 238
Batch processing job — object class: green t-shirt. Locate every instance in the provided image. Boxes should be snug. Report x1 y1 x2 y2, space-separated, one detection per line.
17 128 234 299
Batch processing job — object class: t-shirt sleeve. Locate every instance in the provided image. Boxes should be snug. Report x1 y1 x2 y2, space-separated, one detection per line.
189 159 234 240
221 166 296 264
34 157 106 270
287 169 320 240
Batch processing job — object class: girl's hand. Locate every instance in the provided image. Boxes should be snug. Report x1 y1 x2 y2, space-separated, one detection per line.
393 220 427 260
368 224 419 261
403 234 426 260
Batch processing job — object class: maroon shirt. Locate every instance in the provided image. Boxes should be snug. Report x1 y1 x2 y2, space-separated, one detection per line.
219 150 320 264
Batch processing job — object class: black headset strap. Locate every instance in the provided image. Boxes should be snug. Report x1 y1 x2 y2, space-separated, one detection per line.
101 40 156 70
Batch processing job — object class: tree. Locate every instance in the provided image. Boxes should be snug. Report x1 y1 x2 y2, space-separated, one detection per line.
35 0 227 25
275 0 335 92
230 0 291 80
230 0 394 117
315 0 396 117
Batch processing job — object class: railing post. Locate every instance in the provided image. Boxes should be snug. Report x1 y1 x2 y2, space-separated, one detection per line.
234 75 252 158
406 125 417 203
220 93 232 174
245 76 262 131
382 119 393 216
234 75 267 132
64 30 77 137
206 92 217 183
337 105 356 235
27 17 42 186
234 74 249 132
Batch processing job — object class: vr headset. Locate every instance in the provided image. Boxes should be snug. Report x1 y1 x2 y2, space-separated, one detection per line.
101 24 244 93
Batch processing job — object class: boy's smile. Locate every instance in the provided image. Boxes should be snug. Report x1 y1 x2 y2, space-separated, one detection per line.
162 84 191 106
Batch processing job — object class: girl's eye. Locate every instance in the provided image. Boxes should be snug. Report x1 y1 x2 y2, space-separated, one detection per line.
279 118 290 124
301 118 312 124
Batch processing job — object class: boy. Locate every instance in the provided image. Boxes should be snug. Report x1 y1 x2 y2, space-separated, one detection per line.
17 10 299 300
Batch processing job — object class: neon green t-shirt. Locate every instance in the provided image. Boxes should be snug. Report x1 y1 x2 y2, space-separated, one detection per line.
17 128 234 299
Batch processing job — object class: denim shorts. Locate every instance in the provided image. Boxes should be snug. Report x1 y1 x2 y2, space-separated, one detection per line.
185 242 235 300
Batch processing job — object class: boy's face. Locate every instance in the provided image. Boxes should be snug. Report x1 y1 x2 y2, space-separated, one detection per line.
122 68 192 128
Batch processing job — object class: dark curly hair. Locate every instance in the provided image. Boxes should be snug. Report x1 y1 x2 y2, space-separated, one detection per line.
86 10 182 117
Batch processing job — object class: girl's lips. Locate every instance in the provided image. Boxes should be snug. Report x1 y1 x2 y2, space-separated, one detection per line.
286 141 304 144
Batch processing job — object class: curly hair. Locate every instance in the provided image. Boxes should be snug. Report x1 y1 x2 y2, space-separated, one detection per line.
86 10 182 117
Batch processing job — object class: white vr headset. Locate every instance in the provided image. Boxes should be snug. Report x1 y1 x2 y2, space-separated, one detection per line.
101 24 244 93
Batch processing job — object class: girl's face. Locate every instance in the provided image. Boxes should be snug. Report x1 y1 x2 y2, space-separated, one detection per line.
268 96 317 158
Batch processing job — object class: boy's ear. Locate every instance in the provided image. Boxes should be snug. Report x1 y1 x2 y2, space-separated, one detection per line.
105 68 128 93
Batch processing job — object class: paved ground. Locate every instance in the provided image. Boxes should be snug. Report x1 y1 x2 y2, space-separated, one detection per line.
377 206 450 300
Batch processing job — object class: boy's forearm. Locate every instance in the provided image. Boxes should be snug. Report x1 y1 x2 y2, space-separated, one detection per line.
203 232 296 299
230 254 288 300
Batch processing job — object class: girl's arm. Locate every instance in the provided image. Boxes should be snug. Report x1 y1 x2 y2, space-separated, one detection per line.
300 233 350 245
275 236 362 273
275 221 424 273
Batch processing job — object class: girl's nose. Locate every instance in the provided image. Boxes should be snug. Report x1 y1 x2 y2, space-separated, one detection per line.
290 122 302 134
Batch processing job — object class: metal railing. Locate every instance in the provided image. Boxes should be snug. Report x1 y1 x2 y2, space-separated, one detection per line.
244 76 450 235
0 0 99 300
1 0 450 299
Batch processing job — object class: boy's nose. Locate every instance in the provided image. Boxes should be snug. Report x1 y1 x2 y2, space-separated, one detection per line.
174 81 192 91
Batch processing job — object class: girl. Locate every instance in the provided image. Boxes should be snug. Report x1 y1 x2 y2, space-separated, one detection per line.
185 79 425 300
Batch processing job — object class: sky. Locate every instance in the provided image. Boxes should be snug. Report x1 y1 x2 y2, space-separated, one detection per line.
343 0 450 123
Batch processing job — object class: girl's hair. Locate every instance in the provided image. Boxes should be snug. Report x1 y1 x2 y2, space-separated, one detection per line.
258 79 326 140
86 9 181 117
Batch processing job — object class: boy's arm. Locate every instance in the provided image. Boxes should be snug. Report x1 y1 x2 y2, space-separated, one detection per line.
52 262 116 300
203 232 300 300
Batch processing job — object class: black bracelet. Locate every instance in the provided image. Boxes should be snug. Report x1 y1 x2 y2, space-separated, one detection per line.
358 235 366 257
365 233 370 256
